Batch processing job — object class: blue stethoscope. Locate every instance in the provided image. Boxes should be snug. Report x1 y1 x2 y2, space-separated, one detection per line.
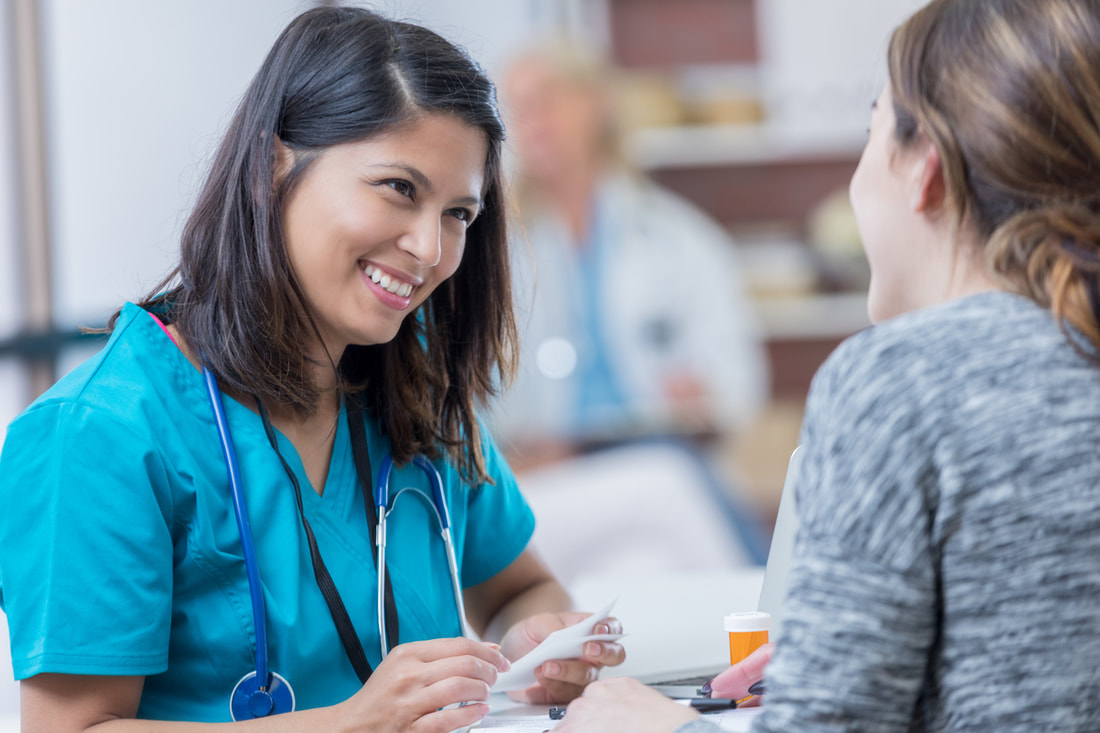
201 364 472 720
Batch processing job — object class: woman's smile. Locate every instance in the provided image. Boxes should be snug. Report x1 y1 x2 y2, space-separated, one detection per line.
361 262 417 305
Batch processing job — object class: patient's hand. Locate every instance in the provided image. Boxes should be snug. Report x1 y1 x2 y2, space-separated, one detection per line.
708 642 773 704
554 677 699 733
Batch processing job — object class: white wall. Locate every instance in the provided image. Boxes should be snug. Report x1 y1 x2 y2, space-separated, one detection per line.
40 0 314 328
364 0 539 77
0 1 21 706
0 5 19 340
1 3 29 448
757 0 927 134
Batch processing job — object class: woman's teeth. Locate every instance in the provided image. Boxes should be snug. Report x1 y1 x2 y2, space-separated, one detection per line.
363 264 413 297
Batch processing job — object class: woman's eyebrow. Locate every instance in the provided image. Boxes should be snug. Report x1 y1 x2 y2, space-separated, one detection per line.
370 162 433 190
369 162 482 207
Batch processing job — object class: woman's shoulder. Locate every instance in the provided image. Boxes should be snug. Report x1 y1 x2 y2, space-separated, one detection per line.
18 302 185 428
815 291 1055 402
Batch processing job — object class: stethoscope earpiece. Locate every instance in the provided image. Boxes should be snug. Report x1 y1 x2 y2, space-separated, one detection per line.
230 671 295 720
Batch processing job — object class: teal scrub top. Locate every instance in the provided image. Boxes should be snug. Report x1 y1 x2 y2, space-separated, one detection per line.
0 303 535 721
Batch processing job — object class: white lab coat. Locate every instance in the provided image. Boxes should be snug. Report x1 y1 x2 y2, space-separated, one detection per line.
493 171 769 444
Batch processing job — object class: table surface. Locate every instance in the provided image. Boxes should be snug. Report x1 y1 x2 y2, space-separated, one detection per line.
570 567 765 680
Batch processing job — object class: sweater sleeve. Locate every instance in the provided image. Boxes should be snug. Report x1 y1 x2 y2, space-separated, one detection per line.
751 330 939 732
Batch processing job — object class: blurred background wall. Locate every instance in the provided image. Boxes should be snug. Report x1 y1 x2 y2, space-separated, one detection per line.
0 0 925 554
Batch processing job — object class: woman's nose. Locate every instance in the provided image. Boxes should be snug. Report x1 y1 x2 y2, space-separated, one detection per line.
399 215 442 267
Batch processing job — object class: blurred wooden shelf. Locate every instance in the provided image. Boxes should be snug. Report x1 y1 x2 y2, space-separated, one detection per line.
754 292 870 399
627 123 867 170
630 126 864 235
756 291 869 340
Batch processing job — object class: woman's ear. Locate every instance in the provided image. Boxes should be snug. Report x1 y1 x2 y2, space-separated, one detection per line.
912 140 945 213
273 135 295 188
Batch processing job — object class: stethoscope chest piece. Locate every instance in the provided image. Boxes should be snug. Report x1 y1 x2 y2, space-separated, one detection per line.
230 670 295 720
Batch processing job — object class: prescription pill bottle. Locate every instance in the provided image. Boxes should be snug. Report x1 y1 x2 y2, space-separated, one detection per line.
724 611 770 666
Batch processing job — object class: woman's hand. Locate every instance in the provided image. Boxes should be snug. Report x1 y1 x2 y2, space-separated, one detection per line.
500 611 626 704
707 642 773 705
334 637 511 733
555 677 699 733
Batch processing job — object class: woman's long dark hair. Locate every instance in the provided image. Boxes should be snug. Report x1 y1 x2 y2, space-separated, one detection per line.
115 6 516 482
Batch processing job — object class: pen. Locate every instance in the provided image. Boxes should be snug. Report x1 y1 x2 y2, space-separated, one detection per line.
676 697 738 712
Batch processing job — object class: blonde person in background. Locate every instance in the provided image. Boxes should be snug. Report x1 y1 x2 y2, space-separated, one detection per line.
489 43 771 576
554 0 1100 730
495 42 767 462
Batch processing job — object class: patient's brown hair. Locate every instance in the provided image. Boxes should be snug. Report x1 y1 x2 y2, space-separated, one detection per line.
888 0 1100 354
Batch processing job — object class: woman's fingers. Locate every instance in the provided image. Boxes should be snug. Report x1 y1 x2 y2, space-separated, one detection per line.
398 637 511 670
709 643 773 700
386 642 509 707
343 639 508 731
417 674 493 711
592 617 624 636
523 658 597 703
410 702 490 733
504 662 591 706
417 655 500 695
364 638 510 719
499 612 627 704
583 638 626 668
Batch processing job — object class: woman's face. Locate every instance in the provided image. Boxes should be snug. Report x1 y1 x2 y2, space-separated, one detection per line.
849 85 933 323
279 113 488 358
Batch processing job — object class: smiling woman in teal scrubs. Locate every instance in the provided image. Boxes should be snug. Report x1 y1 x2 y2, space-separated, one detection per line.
0 7 623 732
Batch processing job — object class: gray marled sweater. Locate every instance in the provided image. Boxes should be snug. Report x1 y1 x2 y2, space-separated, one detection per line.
677 292 1100 733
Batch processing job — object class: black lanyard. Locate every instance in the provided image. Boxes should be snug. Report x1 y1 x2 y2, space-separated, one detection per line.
255 394 399 684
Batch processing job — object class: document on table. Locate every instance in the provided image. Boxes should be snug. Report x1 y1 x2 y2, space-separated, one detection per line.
473 718 557 732
491 600 622 693
470 708 761 732
712 707 763 731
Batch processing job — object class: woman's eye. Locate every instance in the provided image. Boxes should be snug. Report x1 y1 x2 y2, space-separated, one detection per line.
447 207 473 223
386 180 415 199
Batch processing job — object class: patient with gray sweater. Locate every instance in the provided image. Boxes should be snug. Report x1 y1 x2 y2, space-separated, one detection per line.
552 0 1100 730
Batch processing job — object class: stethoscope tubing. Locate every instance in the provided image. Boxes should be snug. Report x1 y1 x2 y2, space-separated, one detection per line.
202 365 272 690
375 454 472 659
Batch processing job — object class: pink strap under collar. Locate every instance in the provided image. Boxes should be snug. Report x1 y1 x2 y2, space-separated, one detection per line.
148 311 181 349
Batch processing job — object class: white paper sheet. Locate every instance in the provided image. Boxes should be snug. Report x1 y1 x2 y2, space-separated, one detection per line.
465 707 760 731
712 707 763 731
491 600 623 692
473 719 558 732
